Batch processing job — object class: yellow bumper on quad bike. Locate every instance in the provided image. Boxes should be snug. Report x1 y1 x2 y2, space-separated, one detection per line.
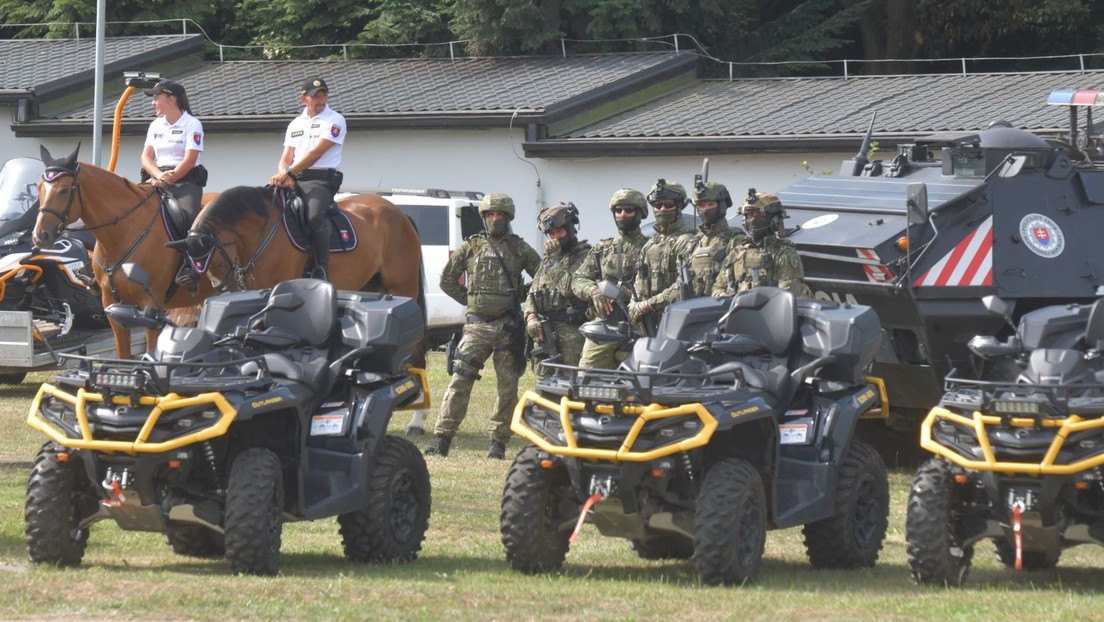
921 406 1104 475
27 368 431 455
511 390 719 462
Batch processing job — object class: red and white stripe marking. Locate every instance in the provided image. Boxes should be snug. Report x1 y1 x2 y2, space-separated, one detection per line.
858 248 894 283
915 216 993 287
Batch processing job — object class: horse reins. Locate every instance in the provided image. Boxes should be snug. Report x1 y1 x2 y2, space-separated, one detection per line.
41 167 164 303
211 186 286 291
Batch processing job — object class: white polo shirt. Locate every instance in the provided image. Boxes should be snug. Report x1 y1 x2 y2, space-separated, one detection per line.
145 112 204 167
284 105 346 170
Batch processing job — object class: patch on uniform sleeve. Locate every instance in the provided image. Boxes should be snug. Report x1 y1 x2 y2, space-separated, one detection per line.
790 254 801 269
331 126 341 138
193 133 202 146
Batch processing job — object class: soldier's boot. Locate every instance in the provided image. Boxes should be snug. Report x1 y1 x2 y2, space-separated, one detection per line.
487 439 507 460
424 435 452 457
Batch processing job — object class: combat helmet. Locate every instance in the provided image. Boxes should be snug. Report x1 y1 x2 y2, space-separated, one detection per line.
740 188 786 239
692 182 733 225
538 202 580 234
608 188 648 219
479 192 516 220
647 179 688 208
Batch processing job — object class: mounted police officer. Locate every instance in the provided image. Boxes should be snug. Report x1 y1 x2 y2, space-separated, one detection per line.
525 202 592 379
269 77 346 280
712 189 805 297
627 179 694 330
572 188 649 369
426 193 541 460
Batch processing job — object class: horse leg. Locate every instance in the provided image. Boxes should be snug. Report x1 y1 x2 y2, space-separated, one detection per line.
112 323 132 359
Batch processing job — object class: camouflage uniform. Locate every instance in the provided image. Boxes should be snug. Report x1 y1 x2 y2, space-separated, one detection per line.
430 194 540 457
526 203 592 379
669 181 747 299
711 235 805 296
630 180 693 331
711 189 805 297
572 188 649 369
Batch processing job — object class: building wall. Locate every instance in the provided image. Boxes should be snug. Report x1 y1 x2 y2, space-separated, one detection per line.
2 107 850 247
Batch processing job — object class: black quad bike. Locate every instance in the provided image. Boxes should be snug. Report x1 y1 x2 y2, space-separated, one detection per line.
24 272 432 575
501 286 891 585
907 295 1104 587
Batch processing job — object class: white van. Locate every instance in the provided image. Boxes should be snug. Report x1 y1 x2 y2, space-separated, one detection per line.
340 187 485 347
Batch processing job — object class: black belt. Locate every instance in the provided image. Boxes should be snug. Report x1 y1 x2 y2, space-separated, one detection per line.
298 168 338 181
543 307 588 323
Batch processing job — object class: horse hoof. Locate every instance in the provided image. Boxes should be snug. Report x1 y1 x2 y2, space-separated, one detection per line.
405 425 425 436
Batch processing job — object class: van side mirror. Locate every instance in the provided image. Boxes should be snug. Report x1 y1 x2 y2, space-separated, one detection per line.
906 183 928 225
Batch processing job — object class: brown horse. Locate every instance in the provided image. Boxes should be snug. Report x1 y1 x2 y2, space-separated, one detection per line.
33 145 216 358
183 185 430 425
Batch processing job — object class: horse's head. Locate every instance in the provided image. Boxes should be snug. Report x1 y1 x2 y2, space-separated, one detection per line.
34 144 84 248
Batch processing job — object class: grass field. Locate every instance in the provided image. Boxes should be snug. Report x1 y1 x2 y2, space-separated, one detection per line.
0 360 1102 620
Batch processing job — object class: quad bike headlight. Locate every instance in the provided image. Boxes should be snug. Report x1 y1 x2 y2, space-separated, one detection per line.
577 385 627 402
93 372 145 392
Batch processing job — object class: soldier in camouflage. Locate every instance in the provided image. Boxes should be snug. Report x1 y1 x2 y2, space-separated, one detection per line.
425 193 541 460
627 179 694 332
572 188 649 369
676 182 747 298
525 202 592 379
711 189 806 297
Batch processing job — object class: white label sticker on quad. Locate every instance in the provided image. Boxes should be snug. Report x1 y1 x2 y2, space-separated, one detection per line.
800 214 839 230
1019 213 1065 258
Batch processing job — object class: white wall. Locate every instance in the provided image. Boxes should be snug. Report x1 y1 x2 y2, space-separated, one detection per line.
3 105 849 247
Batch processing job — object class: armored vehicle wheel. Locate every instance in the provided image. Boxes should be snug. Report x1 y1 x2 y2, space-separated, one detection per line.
165 525 225 558
25 443 93 566
906 458 974 586
224 448 283 576
630 531 695 560
992 538 1061 571
339 436 431 563
500 444 576 574
694 458 766 586
803 440 889 568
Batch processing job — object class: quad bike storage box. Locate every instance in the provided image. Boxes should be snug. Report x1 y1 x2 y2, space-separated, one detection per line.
196 290 269 336
796 299 881 384
1018 303 1091 351
656 296 729 343
336 292 424 371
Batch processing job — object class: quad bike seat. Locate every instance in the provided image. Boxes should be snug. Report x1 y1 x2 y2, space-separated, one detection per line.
241 279 338 389
714 287 798 398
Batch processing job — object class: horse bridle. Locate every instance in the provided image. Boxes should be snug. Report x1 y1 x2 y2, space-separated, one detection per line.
197 187 286 292
40 166 162 303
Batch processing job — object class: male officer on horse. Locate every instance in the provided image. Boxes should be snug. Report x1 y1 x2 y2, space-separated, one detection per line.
269 77 346 280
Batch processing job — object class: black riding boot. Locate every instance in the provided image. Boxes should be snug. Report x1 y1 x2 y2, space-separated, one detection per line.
310 220 332 280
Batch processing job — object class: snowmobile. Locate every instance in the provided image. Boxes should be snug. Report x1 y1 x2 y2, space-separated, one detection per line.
907 295 1104 586
25 269 432 575
502 286 890 585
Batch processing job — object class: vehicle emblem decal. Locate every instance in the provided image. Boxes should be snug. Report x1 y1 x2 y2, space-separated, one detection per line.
915 215 993 287
1019 213 1065 259
800 213 838 230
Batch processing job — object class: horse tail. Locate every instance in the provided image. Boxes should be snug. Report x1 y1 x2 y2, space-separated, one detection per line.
405 215 429 369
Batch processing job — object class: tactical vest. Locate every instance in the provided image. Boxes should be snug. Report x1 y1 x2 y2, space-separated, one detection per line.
597 236 646 287
730 236 797 290
529 241 591 321
466 234 524 317
638 221 691 299
685 223 744 298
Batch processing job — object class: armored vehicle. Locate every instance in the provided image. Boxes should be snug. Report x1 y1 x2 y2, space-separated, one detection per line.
776 90 1104 453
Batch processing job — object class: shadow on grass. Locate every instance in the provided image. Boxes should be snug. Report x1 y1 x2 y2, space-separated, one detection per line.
55 549 1104 594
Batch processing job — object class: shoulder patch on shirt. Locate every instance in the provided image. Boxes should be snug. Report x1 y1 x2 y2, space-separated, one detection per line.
331 126 341 138
193 133 202 145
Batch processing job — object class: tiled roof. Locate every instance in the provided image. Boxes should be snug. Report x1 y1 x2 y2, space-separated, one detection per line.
0 35 198 92
564 71 1104 139
59 52 686 119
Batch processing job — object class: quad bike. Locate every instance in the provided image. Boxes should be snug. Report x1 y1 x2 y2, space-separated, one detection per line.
502 286 890 585
24 268 432 575
906 295 1104 587
0 157 106 383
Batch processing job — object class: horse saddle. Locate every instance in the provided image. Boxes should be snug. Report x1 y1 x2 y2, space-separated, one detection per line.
281 190 358 254
159 191 194 242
